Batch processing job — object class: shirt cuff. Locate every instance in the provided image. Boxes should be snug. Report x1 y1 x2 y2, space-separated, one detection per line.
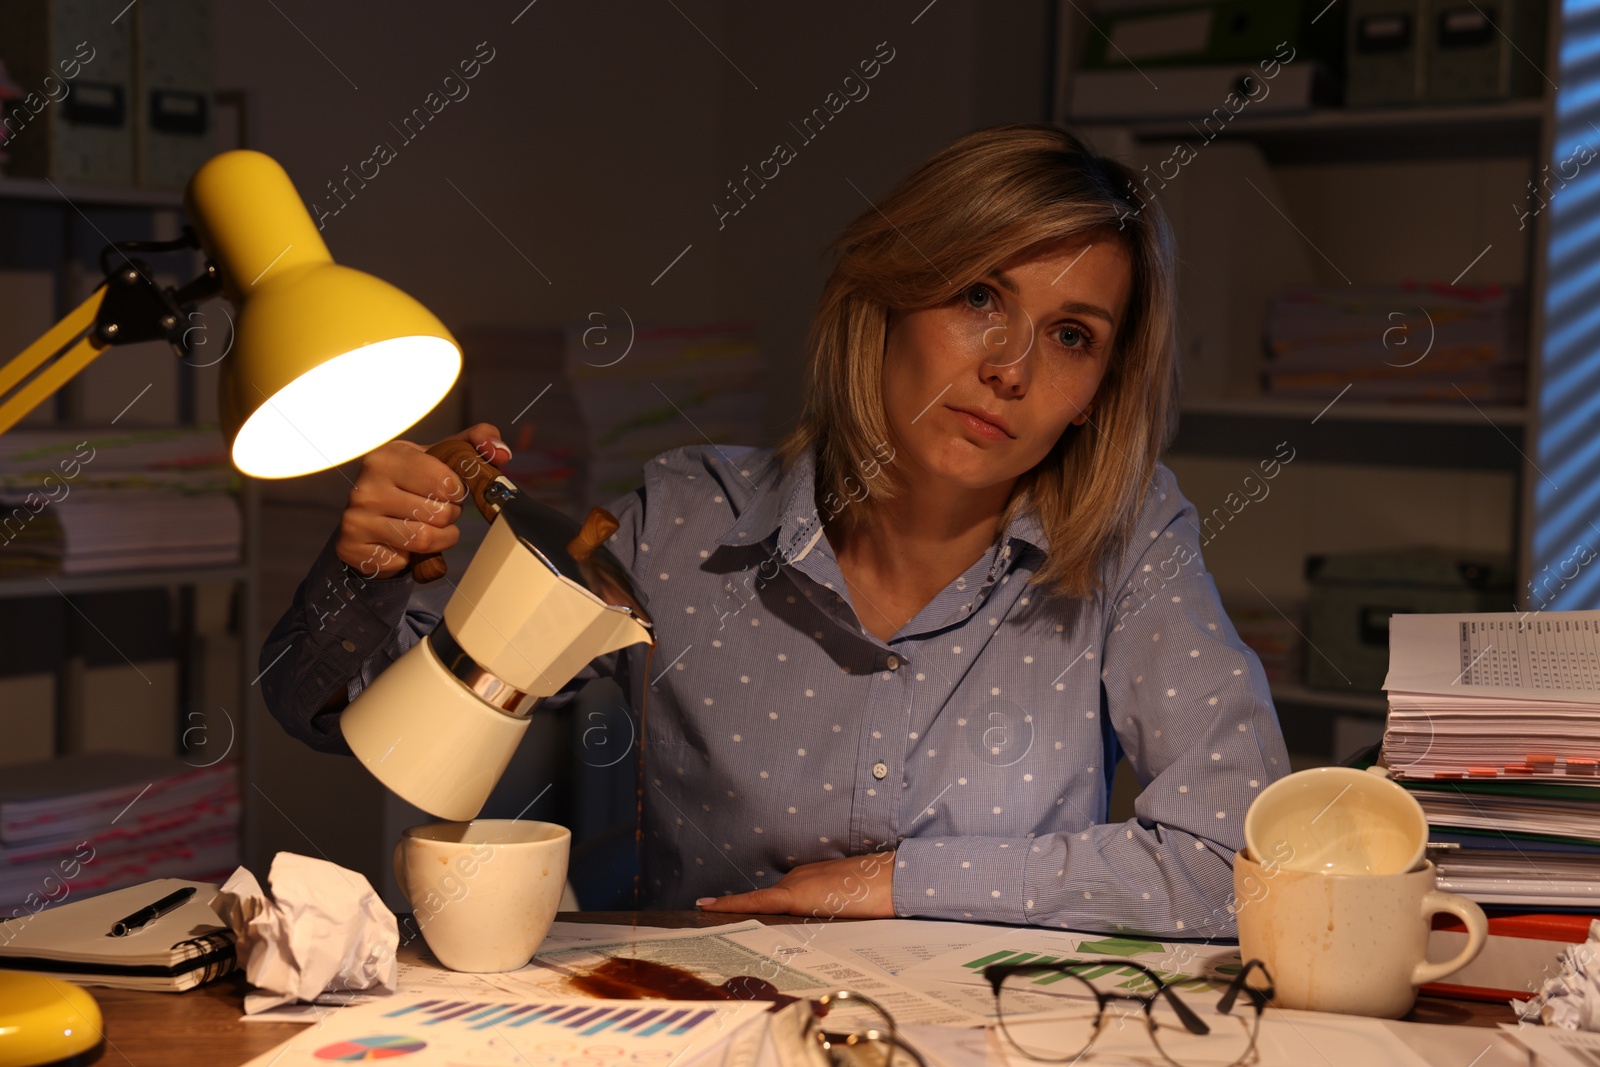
300 530 418 659
892 836 1032 923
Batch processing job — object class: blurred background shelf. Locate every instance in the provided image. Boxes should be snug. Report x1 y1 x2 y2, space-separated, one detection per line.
0 563 251 599
0 177 187 208
1269 679 1388 716
1119 100 1546 163
1180 396 1528 425
1171 398 1530 469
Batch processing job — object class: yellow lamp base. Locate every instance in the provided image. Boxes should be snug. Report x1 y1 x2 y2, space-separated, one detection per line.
0 973 103 1067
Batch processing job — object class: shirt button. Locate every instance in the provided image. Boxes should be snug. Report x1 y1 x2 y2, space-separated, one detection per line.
886 655 899 670
872 762 888 779
341 639 357 653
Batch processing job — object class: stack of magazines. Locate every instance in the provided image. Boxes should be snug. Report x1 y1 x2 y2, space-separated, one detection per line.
1381 612 1600 908
1264 284 1525 404
0 753 238 917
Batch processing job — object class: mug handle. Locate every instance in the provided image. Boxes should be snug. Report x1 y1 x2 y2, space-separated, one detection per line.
1411 889 1487 986
390 844 409 908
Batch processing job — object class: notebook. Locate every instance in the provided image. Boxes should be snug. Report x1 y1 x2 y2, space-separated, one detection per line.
0 878 236 992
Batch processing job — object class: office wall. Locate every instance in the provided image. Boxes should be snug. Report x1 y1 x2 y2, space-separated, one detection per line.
218 0 1052 886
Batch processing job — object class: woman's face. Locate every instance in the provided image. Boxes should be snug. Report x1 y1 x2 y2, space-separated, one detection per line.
881 231 1133 495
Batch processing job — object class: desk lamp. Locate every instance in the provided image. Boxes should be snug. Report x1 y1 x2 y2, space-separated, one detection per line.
0 152 646 826
0 150 461 478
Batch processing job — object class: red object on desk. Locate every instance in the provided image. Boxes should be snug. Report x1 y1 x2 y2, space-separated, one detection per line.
1422 912 1595 1002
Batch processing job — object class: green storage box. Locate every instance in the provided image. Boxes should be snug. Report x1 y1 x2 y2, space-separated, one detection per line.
0 0 134 185
1083 0 1343 71
1347 0 1425 106
133 0 214 190
1304 548 1514 692
1422 0 1547 102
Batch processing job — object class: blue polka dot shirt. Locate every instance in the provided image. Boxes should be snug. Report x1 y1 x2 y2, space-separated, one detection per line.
262 444 1289 935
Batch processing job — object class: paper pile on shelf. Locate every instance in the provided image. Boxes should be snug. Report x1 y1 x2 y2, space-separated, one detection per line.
0 426 239 577
0 753 238 916
564 322 764 504
1263 284 1525 404
1382 612 1600 908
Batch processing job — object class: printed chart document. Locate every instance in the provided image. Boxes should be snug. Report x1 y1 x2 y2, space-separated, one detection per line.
238 995 767 1067
242 921 775 1020
236 919 1485 1067
1384 612 1600 702
1500 1021 1600 1067
1383 612 1600 783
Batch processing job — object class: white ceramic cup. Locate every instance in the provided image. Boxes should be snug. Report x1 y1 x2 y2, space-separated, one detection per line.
392 819 570 973
1245 765 1428 876
1233 849 1487 1018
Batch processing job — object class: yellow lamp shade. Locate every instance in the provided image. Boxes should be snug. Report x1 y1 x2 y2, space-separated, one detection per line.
185 149 461 479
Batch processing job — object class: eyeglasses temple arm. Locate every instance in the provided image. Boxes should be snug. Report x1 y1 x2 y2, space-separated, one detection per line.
1159 986 1211 1035
1218 959 1274 1015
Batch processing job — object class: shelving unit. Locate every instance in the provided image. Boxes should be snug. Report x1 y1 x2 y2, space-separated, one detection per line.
1268 680 1386 716
1053 0 1560 762
1120 99 1544 163
0 177 185 208
0 177 259 856
0 563 251 599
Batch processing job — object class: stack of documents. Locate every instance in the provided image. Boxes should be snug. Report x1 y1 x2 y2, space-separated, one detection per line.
1382 612 1600 907
0 426 239 577
0 753 238 915
241 919 1450 1067
1263 284 1525 404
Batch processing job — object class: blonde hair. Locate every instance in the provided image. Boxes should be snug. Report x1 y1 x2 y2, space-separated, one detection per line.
775 123 1180 600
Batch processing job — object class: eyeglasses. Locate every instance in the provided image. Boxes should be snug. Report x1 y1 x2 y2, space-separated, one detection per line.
983 957 1275 1067
800 989 928 1067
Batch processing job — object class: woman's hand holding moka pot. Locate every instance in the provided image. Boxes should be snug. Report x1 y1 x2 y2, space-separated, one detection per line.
333 423 511 580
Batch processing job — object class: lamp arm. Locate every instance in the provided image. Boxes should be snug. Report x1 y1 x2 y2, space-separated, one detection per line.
0 289 110 437
0 228 227 438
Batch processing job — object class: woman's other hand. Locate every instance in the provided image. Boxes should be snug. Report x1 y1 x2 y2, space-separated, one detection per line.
696 852 896 918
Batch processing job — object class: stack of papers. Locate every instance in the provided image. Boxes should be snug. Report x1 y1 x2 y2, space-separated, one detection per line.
1383 613 1600 907
0 754 238 915
1263 284 1525 404
0 427 239 577
240 919 1454 1067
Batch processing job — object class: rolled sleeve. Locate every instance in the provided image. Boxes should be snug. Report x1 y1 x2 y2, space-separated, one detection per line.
259 529 444 753
892 837 1030 922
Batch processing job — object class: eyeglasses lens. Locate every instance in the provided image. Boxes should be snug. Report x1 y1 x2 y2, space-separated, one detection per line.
996 971 1102 1061
1148 998 1255 1067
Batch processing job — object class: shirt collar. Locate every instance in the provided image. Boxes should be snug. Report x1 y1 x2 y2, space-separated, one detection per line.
1001 501 1050 554
713 447 818 557
714 445 1052 559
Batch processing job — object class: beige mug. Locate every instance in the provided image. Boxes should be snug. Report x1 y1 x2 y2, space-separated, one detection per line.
1233 849 1487 1018
393 819 570 973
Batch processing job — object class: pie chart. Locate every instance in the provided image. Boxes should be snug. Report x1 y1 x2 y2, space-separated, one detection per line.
314 1035 427 1060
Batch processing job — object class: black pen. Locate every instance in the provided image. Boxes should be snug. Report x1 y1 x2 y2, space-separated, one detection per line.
108 886 196 937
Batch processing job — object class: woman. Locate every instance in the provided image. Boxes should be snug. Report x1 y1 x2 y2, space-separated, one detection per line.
262 123 1289 935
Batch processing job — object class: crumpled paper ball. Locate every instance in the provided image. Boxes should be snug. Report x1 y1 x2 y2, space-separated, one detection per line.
1512 919 1600 1030
212 851 399 1013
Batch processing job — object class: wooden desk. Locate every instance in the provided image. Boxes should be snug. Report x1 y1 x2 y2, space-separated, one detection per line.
86 911 1515 1067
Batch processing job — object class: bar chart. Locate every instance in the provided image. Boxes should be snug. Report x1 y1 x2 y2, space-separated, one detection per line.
382 998 727 1037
